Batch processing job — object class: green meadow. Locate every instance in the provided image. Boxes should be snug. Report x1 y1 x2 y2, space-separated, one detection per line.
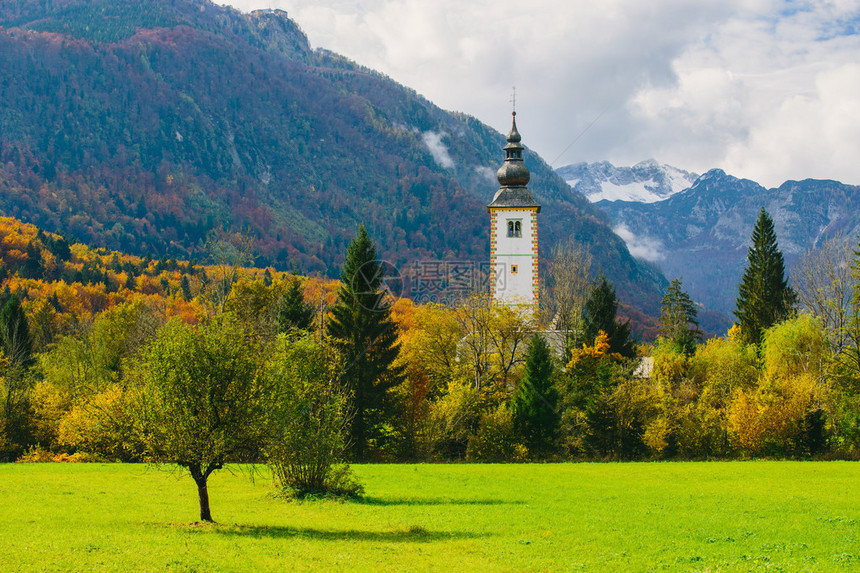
0 462 858 571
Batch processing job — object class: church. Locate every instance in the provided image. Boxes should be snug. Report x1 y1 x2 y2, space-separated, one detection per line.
488 112 540 315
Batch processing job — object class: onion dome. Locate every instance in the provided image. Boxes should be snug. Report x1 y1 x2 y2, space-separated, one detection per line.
496 113 530 186
488 112 541 212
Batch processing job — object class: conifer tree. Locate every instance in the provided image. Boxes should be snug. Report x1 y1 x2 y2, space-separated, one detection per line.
0 293 34 453
326 225 404 460
180 275 192 302
659 277 702 354
277 277 314 331
512 335 559 458
735 208 796 345
582 276 636 358
0 294 33 374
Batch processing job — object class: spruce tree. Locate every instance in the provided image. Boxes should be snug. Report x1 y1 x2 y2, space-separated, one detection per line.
180 275 192 302
659 277 702 354
735 208 796 345
278 277 314 331
512 335 559 458
326 225 404 460
582 276 636 358
0 294 33 372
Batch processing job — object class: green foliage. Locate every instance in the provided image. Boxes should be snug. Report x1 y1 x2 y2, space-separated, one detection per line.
424 378 480 460
265 334 362 498
136 315 273 521
582 276 637 358
0 293 34 457
0 293 33 373
511 335 559 459
180 275 192 301
277 276 314 332
466 405 526 462
560 333 647 459
326 226 404 460
40 300 161 396
659 277 702 354
761 314 830 382
690 337 760 406
735 208 797 345
57 384 140 462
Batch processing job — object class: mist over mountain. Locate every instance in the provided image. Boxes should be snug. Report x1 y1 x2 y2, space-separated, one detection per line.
0 0 667 313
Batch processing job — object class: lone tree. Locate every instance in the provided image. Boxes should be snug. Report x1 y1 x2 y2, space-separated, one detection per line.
326 225 404 460
582 276 637 358
735 208 796 345
512 335 559 458
659 277 702 354
136 315 272 522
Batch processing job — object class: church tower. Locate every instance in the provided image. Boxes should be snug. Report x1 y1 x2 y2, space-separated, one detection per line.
488 112 540 312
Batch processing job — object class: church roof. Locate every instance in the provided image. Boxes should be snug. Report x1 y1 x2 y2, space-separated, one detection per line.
488 186 541 209
488 113 541 212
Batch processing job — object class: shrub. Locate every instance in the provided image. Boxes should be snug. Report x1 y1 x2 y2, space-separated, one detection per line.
16 446 55 463
467 405 527 462
266 334 362 498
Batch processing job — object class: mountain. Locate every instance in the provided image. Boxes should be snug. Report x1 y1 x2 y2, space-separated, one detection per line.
595 168 860 322
0 0 666 313
556 160 699 203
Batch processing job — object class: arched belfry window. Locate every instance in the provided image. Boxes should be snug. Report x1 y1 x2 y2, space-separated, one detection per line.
507 219 522 238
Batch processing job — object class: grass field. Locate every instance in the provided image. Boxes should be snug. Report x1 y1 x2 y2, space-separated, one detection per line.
0 462 859 571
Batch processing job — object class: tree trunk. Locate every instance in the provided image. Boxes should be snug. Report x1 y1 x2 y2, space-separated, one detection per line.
196 479 212 522
189 465 213 522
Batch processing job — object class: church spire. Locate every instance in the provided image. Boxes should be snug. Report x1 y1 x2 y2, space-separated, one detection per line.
488 112 540 211
497 112 530 187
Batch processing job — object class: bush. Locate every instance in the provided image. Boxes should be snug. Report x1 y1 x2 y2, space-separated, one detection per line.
15 446 108 463
266 334 362 498
467 405 527 462
16 446 55 463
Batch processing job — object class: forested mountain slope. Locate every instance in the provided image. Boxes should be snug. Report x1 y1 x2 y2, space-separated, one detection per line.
0 0 666 311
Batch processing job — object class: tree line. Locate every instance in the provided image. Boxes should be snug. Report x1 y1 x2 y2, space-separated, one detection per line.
2 209 860 519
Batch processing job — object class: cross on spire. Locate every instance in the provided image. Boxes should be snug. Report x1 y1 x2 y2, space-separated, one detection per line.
510 86 516 115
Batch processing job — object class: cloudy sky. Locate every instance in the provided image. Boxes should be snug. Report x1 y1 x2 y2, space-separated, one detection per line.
218 0 860 187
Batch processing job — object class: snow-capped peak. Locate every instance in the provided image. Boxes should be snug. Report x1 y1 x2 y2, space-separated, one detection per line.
556 160 699 203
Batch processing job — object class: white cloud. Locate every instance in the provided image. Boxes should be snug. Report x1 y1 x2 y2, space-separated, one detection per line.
422 131 454 169
474 165 497 183
614 224 666 262
219 0 860 187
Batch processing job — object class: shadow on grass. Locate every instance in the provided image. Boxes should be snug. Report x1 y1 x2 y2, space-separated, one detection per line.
204 524 489 542
352 496 524 507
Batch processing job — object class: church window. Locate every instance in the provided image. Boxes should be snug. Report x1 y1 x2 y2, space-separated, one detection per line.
507 219 522 238
511 264 518 274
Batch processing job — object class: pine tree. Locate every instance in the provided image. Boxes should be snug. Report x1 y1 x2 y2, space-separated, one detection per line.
0 294 33 373
277 277 314 331
512 335 559 458
735 208 796 345
180 275 192 301
659 277 702 354
326 225 404 460
582 276 636 358
0 293 34 451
